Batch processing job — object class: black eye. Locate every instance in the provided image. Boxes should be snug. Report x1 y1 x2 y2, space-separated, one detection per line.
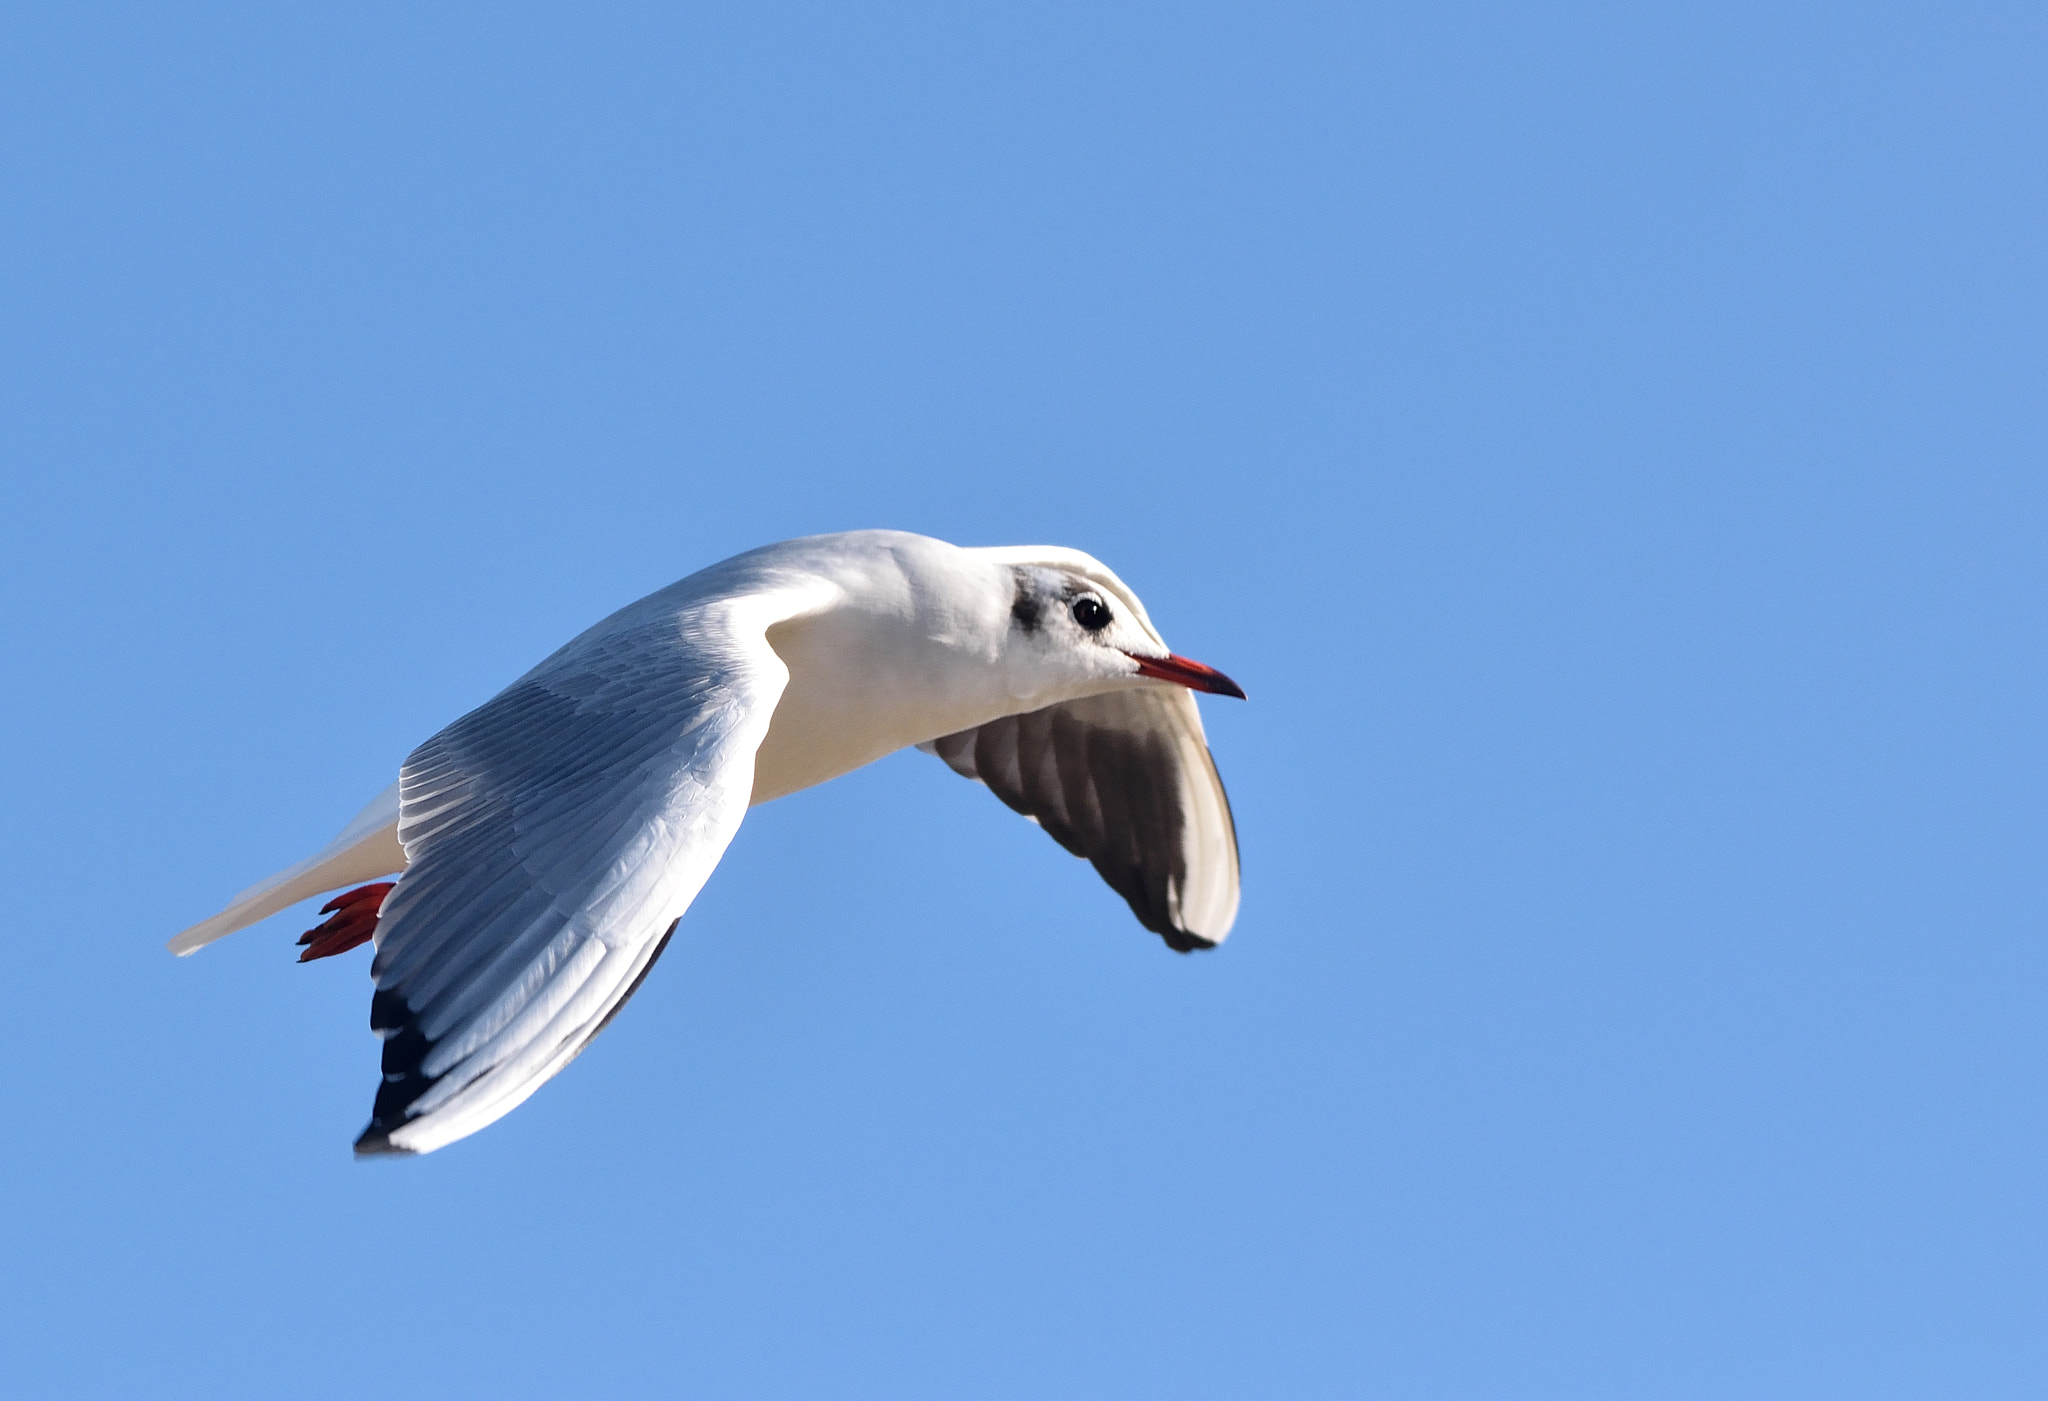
1071 596 1113 632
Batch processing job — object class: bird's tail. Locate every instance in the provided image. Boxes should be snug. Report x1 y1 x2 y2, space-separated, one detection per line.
166 780 406 956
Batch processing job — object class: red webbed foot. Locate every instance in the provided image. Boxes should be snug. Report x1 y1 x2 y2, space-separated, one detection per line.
297 882 396 963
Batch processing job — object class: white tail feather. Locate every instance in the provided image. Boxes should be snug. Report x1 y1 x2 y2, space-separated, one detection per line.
167 780 407 956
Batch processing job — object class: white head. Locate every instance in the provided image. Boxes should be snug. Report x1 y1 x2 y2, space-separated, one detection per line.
963 543 1246 707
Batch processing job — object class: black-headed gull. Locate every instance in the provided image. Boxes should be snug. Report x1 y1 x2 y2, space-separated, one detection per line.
170 531 1244 1155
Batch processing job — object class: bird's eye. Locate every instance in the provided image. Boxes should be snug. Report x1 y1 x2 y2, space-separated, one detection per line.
1071 596 1113 632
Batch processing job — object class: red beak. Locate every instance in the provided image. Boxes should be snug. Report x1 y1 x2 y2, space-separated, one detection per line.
1127 651 1247 699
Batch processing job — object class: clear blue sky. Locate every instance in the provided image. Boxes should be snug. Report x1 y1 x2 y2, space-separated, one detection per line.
4 4 2043 1396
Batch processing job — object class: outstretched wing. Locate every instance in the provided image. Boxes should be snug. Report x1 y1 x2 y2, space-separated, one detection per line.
358 590 817 1156
920 687 1239 951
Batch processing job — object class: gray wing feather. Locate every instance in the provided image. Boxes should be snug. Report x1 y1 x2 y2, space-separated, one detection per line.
357 600 800 1156
921 687 1239 950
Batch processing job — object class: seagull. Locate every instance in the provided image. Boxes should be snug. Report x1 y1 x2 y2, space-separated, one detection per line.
169 531 1244 1156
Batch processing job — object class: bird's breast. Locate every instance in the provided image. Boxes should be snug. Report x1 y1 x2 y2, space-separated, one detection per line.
748 608 1008 804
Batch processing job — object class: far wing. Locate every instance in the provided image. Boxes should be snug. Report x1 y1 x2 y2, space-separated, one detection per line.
920 687 1239 951
358 591 817 1156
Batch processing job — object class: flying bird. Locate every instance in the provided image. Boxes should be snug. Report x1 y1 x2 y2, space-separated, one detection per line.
169 531 1244 1155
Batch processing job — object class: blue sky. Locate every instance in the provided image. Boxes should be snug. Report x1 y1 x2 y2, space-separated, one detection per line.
4 3 2044 1396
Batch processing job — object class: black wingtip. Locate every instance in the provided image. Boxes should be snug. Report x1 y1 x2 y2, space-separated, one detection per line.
353 1124 416 1158
362 994 441 1148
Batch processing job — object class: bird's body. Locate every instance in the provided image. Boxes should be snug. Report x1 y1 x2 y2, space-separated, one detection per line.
171 531 1243 1156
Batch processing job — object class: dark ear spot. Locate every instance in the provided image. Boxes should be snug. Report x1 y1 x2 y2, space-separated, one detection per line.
1010 568 1043 633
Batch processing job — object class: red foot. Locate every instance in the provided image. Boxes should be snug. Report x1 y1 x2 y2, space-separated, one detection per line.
297 882 396 963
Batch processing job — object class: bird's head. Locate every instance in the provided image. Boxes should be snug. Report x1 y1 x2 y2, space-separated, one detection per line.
967 546 1246 708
